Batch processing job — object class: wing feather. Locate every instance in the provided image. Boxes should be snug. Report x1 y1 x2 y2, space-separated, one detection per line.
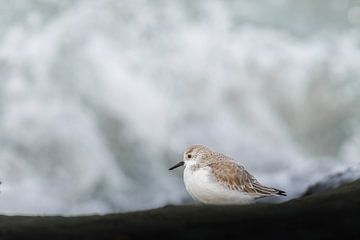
208 161 286 197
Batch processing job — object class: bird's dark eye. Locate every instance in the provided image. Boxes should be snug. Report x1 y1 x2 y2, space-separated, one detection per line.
187 154 192 158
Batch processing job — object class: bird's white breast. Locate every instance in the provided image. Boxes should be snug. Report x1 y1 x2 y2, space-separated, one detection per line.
183 165 254 205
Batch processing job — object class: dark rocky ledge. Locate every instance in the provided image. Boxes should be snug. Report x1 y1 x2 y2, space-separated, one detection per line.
1 180 360 240
302 165 360 196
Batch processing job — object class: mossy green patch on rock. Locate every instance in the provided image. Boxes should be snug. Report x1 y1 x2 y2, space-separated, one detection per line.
1 180 360 240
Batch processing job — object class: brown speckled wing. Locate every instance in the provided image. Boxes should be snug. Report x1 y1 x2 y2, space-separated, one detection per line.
208 161 282 197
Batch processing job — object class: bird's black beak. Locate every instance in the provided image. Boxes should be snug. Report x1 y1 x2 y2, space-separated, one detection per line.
169 161 184 170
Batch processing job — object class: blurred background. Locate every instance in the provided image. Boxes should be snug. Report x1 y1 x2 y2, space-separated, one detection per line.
0 0 359 215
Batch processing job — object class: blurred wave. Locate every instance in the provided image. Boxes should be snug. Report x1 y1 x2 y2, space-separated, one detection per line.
0 0 359 214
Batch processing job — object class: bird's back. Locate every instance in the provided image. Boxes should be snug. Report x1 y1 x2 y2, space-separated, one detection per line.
198 151 286 199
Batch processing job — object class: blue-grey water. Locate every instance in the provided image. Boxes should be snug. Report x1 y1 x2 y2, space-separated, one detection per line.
0 0 359 214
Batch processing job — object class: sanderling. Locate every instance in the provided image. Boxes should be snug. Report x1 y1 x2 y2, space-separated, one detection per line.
169 144 286 204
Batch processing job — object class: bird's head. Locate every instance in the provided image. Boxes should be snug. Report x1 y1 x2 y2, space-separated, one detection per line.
169 144 211 170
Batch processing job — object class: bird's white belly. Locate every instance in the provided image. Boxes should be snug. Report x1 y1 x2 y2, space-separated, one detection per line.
183 166 254 205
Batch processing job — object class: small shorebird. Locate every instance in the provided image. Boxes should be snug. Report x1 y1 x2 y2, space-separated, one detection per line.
169 144 286 204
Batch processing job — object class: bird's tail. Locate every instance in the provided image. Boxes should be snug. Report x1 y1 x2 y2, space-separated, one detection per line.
253 182 287 197
273 188 287 196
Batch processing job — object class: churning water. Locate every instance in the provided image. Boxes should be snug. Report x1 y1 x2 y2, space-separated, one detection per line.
0 0 359 214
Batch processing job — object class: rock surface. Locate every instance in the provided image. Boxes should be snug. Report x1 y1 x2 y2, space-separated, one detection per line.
302 165 360 196
1 180 360 240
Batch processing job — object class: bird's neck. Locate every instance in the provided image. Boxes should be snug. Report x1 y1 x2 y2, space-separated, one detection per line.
185 160 202 172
